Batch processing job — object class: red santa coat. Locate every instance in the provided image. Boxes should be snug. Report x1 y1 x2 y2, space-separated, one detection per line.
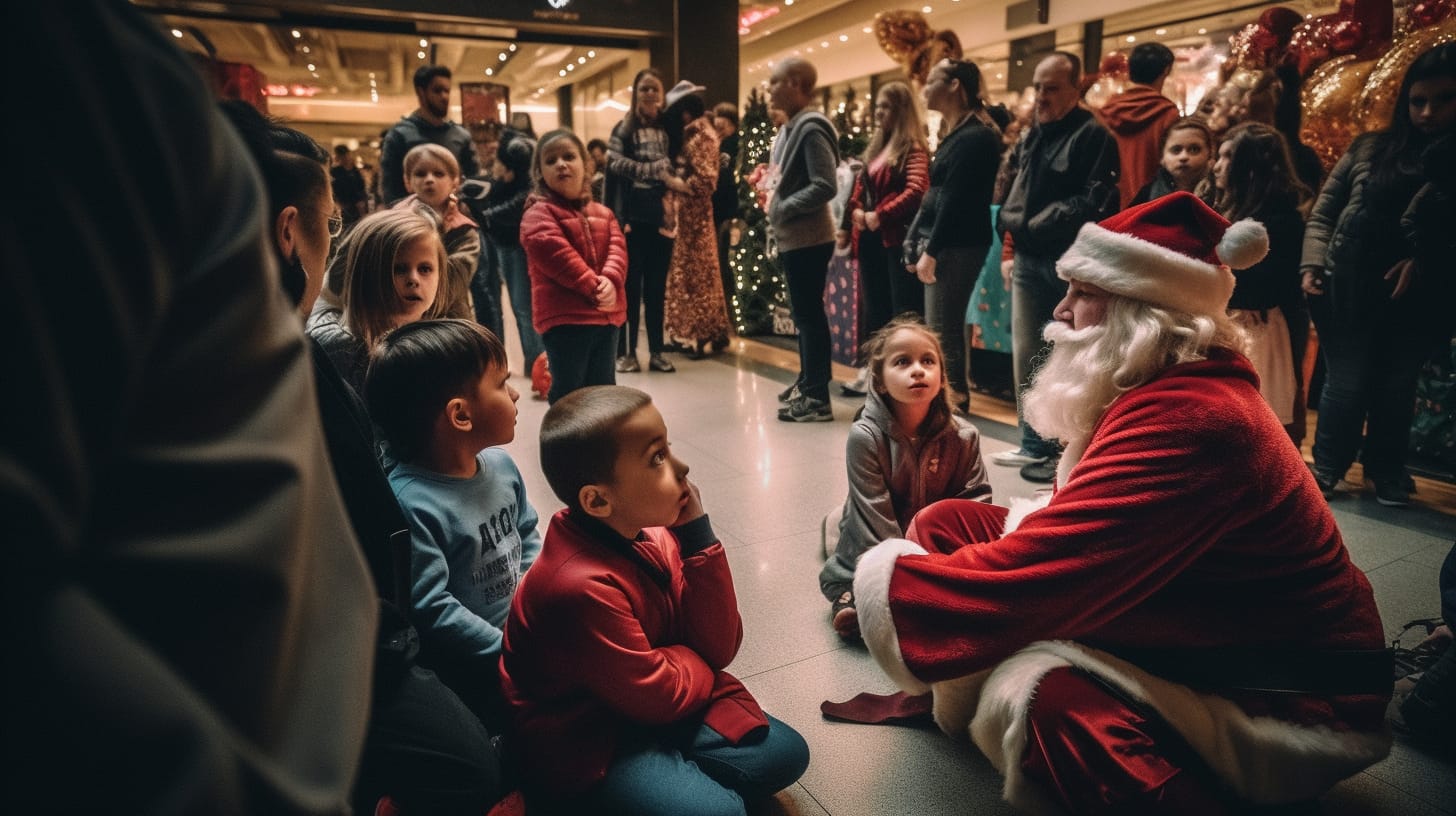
499 511 767 796
855 350 1390 808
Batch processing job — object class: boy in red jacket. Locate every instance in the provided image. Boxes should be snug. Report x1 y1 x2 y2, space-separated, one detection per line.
500 386 809 814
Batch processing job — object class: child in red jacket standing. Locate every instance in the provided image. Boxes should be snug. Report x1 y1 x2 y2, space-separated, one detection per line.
521 129 627 403
501 386 809 815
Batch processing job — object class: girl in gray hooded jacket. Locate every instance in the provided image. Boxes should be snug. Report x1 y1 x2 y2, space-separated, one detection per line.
819 316 992 639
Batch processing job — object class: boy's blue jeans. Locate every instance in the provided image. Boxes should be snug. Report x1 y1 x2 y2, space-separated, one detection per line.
565 714 809 816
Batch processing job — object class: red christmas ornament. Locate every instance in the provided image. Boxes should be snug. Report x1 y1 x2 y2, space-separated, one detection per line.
1099 51 1128 77
530 351 551 400
1410 0 1455 28
1331 19 1366 52
1259 6 1306 41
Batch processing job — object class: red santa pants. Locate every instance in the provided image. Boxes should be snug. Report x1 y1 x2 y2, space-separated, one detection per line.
907 500 1235 815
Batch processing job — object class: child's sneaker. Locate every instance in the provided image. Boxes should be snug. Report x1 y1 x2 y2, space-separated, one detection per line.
990 448 1049 466
778 395 832 422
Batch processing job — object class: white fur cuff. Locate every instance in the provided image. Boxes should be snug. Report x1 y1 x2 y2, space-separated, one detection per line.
854 538 930 694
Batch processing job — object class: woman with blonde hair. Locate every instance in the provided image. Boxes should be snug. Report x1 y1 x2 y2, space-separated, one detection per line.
838 80 931 394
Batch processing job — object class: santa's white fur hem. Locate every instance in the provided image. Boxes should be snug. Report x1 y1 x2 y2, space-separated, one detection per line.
940 641 1390 813
1057 222 1240 318
853 538 929 694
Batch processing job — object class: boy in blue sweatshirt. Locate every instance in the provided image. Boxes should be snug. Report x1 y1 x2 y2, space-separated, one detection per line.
366 318 541 729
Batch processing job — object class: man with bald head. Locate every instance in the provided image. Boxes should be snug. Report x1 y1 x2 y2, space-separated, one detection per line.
767 57 840 422
993 51 1119 482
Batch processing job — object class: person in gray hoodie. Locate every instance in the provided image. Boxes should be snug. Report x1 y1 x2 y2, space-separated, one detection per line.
818 317 992 639
767 57 841 422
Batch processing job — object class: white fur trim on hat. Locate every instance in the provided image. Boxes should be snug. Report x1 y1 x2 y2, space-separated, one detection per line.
1218 218 1270 270
854 537 930 694
1057 222 1239 317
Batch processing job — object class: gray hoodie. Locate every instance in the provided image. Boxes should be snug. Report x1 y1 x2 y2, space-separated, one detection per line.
819 387 992 600
768 109 839 252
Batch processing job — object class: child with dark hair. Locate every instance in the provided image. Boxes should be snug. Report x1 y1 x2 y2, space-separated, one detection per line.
521 129 627 403
365 318 541 728
1129 117 1215 207
501 385 809 814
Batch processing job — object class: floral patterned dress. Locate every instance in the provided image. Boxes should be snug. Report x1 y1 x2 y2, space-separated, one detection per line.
664 116 731 350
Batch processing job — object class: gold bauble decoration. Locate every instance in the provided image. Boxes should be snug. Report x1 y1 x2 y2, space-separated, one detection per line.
875 11 932 66
1301 54 1380 170
1354 17 1456 131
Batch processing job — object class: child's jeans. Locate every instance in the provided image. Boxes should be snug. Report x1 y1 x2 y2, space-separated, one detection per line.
558 714 809 816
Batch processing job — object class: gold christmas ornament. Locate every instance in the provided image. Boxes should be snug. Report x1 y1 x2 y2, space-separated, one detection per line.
1301 54 1380 170
874 10 964 87
875 11 932 65
1354 16 1456 131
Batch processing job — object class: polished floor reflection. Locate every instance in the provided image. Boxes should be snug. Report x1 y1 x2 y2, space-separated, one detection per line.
498 340 1454 816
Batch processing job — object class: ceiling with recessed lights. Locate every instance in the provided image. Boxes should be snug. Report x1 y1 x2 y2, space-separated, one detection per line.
142 0 1337 139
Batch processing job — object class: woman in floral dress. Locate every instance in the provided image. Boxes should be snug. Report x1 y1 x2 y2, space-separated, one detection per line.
662 81 732 356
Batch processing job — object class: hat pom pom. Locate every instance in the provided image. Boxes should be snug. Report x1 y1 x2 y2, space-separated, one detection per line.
1217 219 1269 270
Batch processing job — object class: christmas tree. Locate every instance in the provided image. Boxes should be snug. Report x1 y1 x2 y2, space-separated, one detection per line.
728 87 789 335
833 86 870 159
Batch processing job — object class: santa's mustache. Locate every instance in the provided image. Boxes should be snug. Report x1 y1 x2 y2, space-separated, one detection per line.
1042 320 1107 347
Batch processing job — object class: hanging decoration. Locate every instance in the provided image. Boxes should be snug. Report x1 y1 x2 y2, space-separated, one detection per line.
873 10 963 89
1297 0 1455 169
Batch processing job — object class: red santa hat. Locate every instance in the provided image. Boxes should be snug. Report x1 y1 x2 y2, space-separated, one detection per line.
1055 192 1268 318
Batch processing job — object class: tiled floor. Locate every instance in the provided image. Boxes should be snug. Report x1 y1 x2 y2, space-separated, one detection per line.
498 338 1454 816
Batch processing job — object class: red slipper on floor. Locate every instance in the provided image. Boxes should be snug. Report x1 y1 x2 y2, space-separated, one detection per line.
820 691 934 726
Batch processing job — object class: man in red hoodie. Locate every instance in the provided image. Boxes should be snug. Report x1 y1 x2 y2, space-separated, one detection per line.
1099 42 1181 209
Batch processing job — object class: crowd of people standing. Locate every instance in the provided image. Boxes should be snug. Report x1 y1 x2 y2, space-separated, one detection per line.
15 1 1452 811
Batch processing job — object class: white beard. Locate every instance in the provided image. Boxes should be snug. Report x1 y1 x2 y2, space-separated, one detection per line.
1021 321 1123 455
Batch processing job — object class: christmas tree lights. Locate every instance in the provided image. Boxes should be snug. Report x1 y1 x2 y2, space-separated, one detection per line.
728 88 788 335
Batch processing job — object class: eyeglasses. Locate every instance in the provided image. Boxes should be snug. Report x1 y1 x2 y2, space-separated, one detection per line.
327 213 344 238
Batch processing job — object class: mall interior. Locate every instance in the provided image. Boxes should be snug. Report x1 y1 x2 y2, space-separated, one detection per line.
104 0 1456 812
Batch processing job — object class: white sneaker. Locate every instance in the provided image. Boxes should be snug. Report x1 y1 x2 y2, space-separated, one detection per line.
840 367 870 397
989 448 1049 466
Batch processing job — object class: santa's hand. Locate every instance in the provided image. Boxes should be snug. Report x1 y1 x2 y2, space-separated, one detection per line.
915 253 937 284
863 210 881 232
851 210 866 231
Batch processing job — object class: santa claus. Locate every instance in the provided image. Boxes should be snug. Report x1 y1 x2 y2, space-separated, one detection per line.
854 192 1392 813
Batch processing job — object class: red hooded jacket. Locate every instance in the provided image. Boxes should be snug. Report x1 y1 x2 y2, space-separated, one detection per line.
1098 85 1181 209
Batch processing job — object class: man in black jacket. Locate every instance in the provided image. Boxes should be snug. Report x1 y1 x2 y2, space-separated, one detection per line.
994 52 1120 482
380 65 481 205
